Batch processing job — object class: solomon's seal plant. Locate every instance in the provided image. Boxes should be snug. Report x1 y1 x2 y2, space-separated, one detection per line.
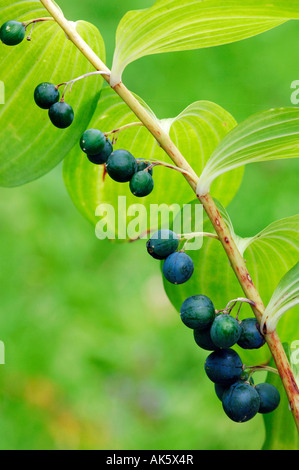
1 0 299 448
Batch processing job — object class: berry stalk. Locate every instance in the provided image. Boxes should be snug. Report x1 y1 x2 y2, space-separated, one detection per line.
39 0 299 432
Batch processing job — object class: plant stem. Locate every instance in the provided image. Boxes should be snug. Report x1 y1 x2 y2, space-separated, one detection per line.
39 0 299 432
179 232 219 241
104 122 144 136
244 365 279 376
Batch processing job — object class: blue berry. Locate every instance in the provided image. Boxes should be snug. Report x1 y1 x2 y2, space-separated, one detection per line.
163 252 194 285
137 158 153 175
222 381 260 423
48 101 74 129
34 83 60 109
180 295 215 330
194 326 218 351
146 229 179 260
255 383 280 414
205 348 243 385
80 129 106 156
210 314 241 348
106 149 137 182
129 170 154 197
237 318 265 349
0 20 25 46
87 138 113 165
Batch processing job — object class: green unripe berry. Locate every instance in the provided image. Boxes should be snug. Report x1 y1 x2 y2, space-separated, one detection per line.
180 295 215 330
129 170 154 197
210 314 241 348
34 82 60 109
106 149 137 182
80 129 106 156
146 229 179 260
137 159 153 175
0 21 26 46
48 101 74 129
87 139 113 165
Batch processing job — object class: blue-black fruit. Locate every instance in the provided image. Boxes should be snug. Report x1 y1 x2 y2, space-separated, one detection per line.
137 158 153 175
255 383 280 414
222 381 260 422
237 318 266 349
87 139 113 165
106 149 137 182
80 129 106 156
215 374 254 402
181 295 215 330
163 252 194 285
34 82 60 109
129 170 154 197
193 327 218 351
147 229 179 260
210 314 241 348
48 101 74 129
0 20 25 46
205 348 243 385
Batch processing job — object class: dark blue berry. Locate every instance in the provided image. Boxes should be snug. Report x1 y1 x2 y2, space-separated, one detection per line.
87 138 113 165
34 83 60 109
129 170 154 197
0 21 25 46
80 129 106 156
255 383 280 414
222 381 260 422
137 159 153 175
163 252 194 285
205 348 243 385
210 314 241 348
180 295 215 330
146 229 179 260
237 318 265 349
48 101 74 129
194 326 218 351
106 149 137 182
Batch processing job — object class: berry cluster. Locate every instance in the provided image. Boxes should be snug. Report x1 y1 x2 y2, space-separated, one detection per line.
34 82 74 129
179 295 280 422
146 229 194 284
80 128 154 197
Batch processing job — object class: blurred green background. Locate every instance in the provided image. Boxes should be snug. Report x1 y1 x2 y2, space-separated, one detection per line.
0 0 298 450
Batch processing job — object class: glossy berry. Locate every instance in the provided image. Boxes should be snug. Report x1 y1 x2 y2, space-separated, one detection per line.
80 129 106 156
137 158 153 175
210 314 241 348
0 21 26 46
215 374 254 402
205 348 243 385
163 252 194 285
237 318 266 349
34 82 60 109
87 138 113 165
129 170 154 197
106 149 137 182
180 295 215 330
255 383 280 414
222 381 260 423
193 326 218 351
146 229 179 260
48 101 74 129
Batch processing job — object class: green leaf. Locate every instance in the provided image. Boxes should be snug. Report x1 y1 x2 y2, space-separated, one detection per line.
261 263 299 334
111 0 299 86
262 344 299 450
63 87 243 236
164 200 299 364
0 0 105 186
197 107 299 196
